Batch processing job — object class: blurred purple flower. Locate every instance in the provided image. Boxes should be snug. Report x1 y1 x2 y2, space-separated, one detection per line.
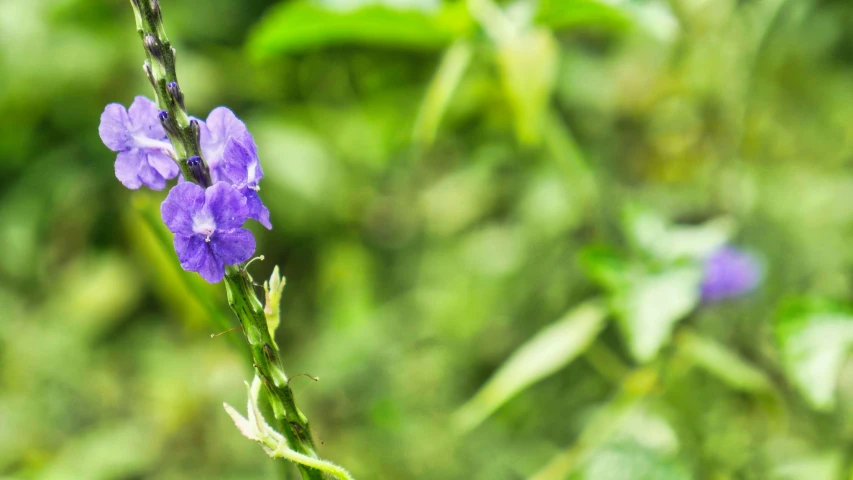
161 182 256 283
99 96 178 190
700 246 761 302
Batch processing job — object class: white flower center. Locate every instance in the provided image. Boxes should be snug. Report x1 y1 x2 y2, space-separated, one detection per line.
132 134 175 154
192 212 216 242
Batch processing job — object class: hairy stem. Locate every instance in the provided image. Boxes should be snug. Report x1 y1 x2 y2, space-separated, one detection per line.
224 266 323 480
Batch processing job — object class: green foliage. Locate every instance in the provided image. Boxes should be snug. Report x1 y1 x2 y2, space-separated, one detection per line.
610 265 702 362
453 300 607 432
247 1 472 57
775 298 853 411
5 0 853 478
535 0 631 32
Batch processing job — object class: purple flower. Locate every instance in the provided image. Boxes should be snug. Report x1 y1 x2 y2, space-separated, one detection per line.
700 247 761 302
99 96 178 190
215 131 271 229
195 108 271 229
198 107 248 171
161 182 256 283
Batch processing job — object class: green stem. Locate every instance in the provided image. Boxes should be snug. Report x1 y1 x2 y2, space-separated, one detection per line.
130 0 211 184
224 267 322 480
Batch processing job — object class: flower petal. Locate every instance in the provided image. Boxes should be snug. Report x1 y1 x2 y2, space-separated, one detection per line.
99 104 131 151
147 151 180 181
206 182 249 231
196 247 226 283
244 188 272 230
114 150 144 189
210 229 256 266
137 160 167 190
161 182 206 235
219 136 251 185
200 107 247 169
127 96 165 136
174 234 207 270
174 235 226 283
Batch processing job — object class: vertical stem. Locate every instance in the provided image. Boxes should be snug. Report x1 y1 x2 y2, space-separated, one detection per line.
224 266 323 480
129 0 211 185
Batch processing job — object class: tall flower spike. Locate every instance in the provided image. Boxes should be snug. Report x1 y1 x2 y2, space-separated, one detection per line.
160 182 256 283
99 96 178 190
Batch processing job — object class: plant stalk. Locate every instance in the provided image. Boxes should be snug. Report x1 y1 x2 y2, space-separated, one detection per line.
127 1 324 478
130 0 211 185
224 266 323 480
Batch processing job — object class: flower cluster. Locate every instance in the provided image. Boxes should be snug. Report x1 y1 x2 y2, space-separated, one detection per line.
99 97 270 283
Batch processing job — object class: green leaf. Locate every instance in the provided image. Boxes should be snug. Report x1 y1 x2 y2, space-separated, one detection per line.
536 0 632 32
412 39 473 144
496 28 559 144
247 1 472 58
578 245 632 291
677 330 775 394
452 300 607 432
623 207 736 262
774 299 853 411
572 441 690 480
771 450 843 480
612 266 703 363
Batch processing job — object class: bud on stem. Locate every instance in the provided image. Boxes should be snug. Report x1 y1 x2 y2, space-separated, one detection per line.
129 0 208 186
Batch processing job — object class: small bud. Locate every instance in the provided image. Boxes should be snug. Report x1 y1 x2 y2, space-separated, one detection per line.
166 81 185 110
142 61 157 90
158 110 179 138
144 34 162 60
187 155 203 177
263 266 286 339
190 119 201 144
187 155 212 188
150 0 162 21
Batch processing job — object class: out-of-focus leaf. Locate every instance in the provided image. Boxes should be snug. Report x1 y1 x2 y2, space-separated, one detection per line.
421 163 495 236
578 245 632 291
129 194 243 355
247 1 472 58
771 450 843 480
536 0 631 32
774 299 853 411
624 207 736 262
570 441 690 480
453 300 607 432
612 266 703 362
46 255 142 339
39 422 159 480
530 370 661 480
677 330 775 394
413 39 473 144
497 28 558 144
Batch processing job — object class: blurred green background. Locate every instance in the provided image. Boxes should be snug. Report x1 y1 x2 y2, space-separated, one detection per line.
4 0 853 478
